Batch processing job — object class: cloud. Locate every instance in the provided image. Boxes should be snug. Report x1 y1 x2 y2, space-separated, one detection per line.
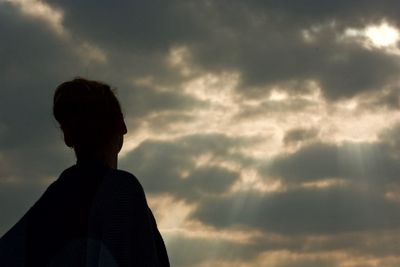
0 181 48 235
362 86 400 110
283 127 319 145
0 3 83 181
120 83 207 121
192 186 400 235
0 3 84 235
187 1 400 100
190 126 400 235
165 233 258 267
120 133 254 201
47 0 207 52
269 254 335 267
261 141 400 187
39 0 400 101
236 97 317 119
379 123 400 150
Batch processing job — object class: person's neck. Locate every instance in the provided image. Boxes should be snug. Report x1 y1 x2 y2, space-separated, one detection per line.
103 153 118 169
76 152 118 169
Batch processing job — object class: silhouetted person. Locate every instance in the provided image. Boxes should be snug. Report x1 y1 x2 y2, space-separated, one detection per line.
0 78 170 266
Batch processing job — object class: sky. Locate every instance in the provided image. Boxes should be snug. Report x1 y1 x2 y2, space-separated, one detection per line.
1 0 400 266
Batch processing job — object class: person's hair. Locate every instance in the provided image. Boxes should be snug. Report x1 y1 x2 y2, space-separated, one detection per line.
53 78 124 156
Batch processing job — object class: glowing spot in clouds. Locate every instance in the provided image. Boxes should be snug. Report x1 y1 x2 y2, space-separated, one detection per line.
365 23 399 47
344 22 400 53
268 90 288 101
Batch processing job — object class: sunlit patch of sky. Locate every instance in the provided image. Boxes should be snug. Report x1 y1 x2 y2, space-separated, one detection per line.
344 21 400 54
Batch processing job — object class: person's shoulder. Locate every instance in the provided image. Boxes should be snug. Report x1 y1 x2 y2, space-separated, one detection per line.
112 169 141 185
108 169 144 194
41 165 76 193
43 165 78 194
56 165 78 182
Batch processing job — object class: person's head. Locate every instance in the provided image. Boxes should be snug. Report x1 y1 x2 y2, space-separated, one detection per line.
53 78 127 161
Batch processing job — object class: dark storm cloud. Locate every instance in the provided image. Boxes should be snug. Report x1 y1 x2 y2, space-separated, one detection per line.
0 182 47 235
0 3 81 180
44 0 211 85
192 1 400 100
114 80 208 133
248 0 400 26
192 187 400 235
379 123 400 150
283 127 319 145
261 141 400 187
119 83 207 121
120 133 255 200
42 0 400 101
190 12 400 100
358 86 400 111
47 0 207 52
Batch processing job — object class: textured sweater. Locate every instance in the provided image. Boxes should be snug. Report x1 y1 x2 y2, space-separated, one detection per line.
0 160 170 267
